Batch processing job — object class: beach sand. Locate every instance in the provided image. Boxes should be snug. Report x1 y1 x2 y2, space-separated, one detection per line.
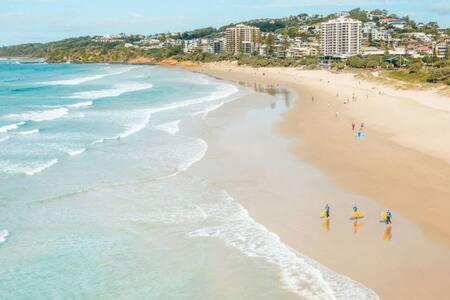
187 62 450 299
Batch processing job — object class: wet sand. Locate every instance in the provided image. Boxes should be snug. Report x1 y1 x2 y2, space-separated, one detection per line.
188 63 450 299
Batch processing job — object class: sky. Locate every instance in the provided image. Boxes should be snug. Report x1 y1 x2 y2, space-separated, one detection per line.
1 0 449 46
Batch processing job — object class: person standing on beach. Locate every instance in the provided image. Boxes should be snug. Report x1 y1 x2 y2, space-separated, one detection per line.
325 204 330 218
360 122 364 131
352 123 356 131
312 96 314 103
386 210 392 224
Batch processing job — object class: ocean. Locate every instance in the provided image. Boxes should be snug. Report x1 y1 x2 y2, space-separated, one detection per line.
0 59 377 299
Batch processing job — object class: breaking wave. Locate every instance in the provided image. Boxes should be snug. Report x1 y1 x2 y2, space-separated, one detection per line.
0 159 58 176
66 101 93 109
0 122 25 133
5 108 68 122
67 83 153 100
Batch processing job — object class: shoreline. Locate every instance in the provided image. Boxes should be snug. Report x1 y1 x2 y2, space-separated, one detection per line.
188 62 450 299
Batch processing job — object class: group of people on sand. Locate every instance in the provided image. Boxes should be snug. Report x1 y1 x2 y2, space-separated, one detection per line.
351 122 365 138
323 204 392 224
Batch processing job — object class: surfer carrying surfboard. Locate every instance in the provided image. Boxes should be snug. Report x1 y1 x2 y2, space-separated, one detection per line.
386 210 392 224
325 204 330 219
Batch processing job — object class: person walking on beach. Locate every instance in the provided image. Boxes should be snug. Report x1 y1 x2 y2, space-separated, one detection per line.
386 210 392 224
360 122 364 131
352 123 356 131
312 96 314 103
325 204 330 219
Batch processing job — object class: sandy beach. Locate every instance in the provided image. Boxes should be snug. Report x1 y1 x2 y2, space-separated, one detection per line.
186 62 450 299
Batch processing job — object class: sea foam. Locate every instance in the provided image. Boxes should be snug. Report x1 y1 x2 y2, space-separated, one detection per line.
178 138 208 172
0 159 58 176
0 229 8 244
5 108 68 122
0 122 25 133
101 83 238 141
191 102 226 119
17 129 39 135
67 148 86 156
67 101 93 109
155 120 181 135
40 74 105 86
39 67 133 86
68 83 153 100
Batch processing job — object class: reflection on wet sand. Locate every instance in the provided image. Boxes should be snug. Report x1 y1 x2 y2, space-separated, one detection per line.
382 225 393 241
353 221 364 234
237 81 293 113
321 218 330 232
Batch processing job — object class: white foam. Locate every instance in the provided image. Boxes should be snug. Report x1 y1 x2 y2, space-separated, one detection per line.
118 113 152 139
147 83 239 117
67 101 93 109
191 102 225 119
155 120 181 135
39 67 134 86
67 148 86 156
0 122 25 133
17 129 39 135
178 138 208 172
189 192 379 300
93 83 238 142
0 159 58 176
40 74 105 86
68 83 153 100
5 108 68 122
92 138 105 145
0 229 8 244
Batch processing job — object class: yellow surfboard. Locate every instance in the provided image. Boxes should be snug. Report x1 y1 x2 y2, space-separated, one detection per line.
380 212 387 221
321 210 327 218
351 211 365 220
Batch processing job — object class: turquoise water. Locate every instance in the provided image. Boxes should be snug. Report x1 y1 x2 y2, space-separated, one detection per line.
0 59 377 299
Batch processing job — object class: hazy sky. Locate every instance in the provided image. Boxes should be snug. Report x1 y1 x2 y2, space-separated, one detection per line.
1 0 449 46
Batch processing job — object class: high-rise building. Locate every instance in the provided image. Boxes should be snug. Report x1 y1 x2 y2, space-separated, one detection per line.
320 17 362 58
225 24 261 54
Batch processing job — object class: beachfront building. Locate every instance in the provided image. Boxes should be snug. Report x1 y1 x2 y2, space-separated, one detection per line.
225 24 261 54
320 17 362 59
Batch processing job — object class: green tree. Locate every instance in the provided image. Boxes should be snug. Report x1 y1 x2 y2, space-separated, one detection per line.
346 56 366 68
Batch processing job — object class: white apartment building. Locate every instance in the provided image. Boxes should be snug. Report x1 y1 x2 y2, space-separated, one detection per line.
225 24 261 54
320 17 362 58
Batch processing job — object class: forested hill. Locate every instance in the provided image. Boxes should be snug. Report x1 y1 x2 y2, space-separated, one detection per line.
0 37 150 63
